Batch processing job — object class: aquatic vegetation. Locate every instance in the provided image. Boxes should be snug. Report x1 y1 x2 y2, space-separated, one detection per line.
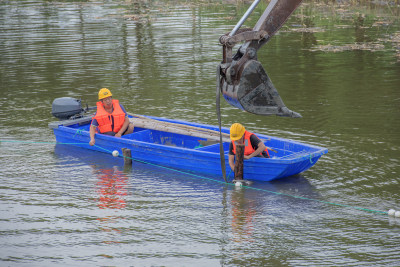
52 0 399 60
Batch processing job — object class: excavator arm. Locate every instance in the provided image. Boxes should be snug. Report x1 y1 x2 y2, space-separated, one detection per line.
218 0 303 118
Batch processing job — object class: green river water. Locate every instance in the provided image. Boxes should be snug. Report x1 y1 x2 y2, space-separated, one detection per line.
0 1 399 266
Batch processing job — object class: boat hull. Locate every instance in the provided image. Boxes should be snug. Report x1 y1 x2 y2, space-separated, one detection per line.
50 115 328 181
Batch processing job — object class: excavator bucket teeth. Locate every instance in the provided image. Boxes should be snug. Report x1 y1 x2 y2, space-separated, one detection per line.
221 60 301 118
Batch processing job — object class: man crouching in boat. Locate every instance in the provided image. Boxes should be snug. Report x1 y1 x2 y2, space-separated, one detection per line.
89 88 134 146
229 123 269 171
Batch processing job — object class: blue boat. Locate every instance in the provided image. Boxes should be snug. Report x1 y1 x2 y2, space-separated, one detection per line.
49 100 328 182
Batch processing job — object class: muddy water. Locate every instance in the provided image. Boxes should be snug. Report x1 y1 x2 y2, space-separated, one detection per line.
1 1 399 266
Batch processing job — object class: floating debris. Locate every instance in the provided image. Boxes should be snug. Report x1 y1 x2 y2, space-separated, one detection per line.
310 42 385 52
377 31 400 61
123 14 150 23
335 25 353 29
390 32 400 47
123 15 141 21
389 32 400 62
291 27 325 33
372 20 393 27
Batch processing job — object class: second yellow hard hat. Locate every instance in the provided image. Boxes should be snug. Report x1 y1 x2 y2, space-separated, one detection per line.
230 123 245 141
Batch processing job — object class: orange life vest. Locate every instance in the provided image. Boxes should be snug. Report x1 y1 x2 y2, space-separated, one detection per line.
232 130 269 157
94 99 126 134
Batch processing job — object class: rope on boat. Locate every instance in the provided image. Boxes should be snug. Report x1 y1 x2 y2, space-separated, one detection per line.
0 139 393 217
73 129 84 138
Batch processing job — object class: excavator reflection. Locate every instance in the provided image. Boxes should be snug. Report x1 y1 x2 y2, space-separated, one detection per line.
218 0 303 118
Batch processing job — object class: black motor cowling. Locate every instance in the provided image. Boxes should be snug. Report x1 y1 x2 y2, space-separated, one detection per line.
51 97 84 120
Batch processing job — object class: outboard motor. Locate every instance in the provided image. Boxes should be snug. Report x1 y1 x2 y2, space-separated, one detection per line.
51 97 84 120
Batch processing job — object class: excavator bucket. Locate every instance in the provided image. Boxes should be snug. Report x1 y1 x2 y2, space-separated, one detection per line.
218 0 304 118
220 60 301 118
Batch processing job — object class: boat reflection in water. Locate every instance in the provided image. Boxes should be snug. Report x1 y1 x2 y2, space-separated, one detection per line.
94 166 128 210
53 143 322 249
93 167 128 244
54 144 129 209
54 144 129 243
220 174 322 263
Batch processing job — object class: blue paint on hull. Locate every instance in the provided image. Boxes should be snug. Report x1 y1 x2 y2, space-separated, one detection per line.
51 115 328 181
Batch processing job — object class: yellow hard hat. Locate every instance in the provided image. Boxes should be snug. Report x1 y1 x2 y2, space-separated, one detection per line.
230 123 245 141
98 88 112 100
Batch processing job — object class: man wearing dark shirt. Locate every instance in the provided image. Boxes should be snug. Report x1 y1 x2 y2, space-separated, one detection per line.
229 123 269 171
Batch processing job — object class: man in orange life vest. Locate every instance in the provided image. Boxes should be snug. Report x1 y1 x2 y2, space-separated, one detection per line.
89 88 134 146
228 123 269 171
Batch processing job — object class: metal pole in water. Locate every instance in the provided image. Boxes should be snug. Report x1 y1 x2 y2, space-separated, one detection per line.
229 0 262 37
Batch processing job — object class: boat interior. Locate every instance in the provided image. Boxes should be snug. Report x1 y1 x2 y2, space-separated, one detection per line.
122 127 230 153
67 121 320 159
